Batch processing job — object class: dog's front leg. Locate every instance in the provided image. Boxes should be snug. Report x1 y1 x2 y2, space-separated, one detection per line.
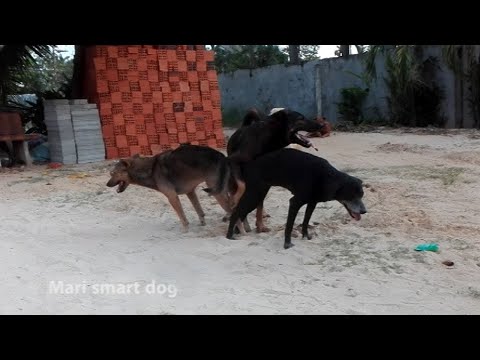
235 220 247 235
242 218 252 232
301 202 317 240
284 196 305 249
226 214 239 239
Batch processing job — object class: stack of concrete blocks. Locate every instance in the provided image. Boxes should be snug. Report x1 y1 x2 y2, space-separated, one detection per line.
43 99 106 164
69 99 106 164
43 99 77 164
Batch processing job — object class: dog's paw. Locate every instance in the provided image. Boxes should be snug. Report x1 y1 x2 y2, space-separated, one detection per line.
284 242 295 250
302 233 313 240
256 226 271 233
200 218 206 226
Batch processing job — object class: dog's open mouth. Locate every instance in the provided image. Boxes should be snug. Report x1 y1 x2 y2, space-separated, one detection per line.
294 132 319 151
341 202 362 221
347 208 361 221
293 131 313 147
116 181 127 193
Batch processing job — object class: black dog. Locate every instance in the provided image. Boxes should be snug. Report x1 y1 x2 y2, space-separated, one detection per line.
206 108 324 232
226 148 367 249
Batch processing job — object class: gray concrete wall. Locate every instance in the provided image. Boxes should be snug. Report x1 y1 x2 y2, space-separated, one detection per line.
217 46 474 128
316 54 389 123
218 60 321 118
218 55 391 124
422 46 457 128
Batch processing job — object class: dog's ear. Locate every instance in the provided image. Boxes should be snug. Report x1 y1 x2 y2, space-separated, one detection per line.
119 158 132 168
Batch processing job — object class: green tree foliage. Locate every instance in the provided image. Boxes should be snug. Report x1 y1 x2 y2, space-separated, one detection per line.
285 45 320 64
210 45 288 73
14 47 73 96
0 45 52 104
363 45 444 127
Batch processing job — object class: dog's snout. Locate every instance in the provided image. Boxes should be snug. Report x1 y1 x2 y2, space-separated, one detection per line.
360 203 367 214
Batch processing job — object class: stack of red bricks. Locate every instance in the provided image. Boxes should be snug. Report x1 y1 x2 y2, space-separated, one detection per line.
82 45 225 159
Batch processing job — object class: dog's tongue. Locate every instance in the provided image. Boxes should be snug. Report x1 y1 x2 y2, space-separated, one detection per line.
352 212 361 221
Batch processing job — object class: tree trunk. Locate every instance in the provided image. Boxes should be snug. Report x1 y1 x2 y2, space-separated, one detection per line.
354 45 364 54
288 45 300 64
71 45 85 99
339 45 350 58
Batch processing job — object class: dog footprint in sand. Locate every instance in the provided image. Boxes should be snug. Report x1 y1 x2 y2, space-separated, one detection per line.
345 288 358 298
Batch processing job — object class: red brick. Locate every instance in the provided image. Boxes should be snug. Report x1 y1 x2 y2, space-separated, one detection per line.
106 147 119 159
111 92 122 104
137 134 149 146
99 106 112 116
113 114 124 126
93 57 107 71
205 51 215 62
117 58 129 70
159 133 169 144
118 147 131 158
107 46 118 58
130 146 142 156
116 135 128 148
146 123 156 135
102 125 114 137
126 124 137 136
151 144 163 154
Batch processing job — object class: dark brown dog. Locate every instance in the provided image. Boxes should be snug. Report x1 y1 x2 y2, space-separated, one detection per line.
106 144 239 231
205 108 324 232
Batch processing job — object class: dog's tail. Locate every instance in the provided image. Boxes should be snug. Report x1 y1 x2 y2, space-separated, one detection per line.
203 157 231 195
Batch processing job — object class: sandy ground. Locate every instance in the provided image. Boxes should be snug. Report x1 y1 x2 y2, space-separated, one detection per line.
1 128 480 314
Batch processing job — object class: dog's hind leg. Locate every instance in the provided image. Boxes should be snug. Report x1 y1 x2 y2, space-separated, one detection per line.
231 178 246 209
186 191 206 226
226 188 261 240
255 187 271 233
255 202 271 233
212 194 232 221
284 196 306 249
165 193 189 231
301 202 317 240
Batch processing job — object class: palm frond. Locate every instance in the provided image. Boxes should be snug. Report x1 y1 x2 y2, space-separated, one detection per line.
0 45 54 104
363 45 387 82
442 45 461 73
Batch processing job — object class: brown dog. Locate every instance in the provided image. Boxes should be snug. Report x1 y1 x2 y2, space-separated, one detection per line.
308 116 332 138
106 144 246 232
